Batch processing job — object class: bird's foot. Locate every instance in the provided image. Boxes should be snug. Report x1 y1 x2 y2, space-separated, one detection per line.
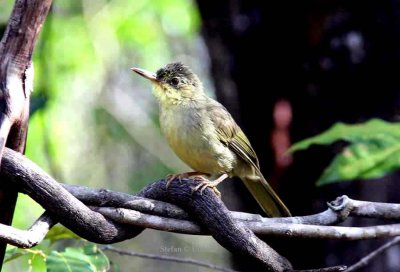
165 171 207 189
191 173 229 197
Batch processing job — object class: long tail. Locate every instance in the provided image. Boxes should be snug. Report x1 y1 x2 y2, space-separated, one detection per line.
241 173 291 217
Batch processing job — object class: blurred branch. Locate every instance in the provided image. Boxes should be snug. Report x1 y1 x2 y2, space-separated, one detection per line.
345 237 400 272
101 245 237 272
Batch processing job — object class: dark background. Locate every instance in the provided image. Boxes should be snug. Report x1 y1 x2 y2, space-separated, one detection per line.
196 0 400 271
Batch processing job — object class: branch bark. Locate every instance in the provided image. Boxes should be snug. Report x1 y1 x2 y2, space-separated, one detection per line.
1 147 292 271
0 0 53 265
1 148 143 244
4 147 400 270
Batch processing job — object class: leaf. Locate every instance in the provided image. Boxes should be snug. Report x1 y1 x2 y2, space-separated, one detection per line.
289 119 400 185
317 140 400 185
45 225 81 245
46 244 110 272
4 246 47 271
4 247 28 263
289 119 400 152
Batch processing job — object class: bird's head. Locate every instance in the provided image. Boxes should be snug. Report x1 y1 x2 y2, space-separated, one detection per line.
131 62 203 105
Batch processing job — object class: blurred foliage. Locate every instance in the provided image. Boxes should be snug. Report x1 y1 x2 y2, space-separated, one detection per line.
5 242 108 272
46 244 109 272
1 0 229 271
290 119 400 186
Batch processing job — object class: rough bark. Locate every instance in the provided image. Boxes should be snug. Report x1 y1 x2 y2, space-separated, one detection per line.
0 147 292 271
0 0 53 265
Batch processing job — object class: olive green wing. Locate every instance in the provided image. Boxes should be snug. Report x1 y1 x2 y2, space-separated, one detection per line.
207 99 291 217
206 100 259 168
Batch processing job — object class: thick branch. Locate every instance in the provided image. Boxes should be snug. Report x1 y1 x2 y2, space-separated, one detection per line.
1 147 292 271
1 148 143 244
138 179 292 271
0 0 53 265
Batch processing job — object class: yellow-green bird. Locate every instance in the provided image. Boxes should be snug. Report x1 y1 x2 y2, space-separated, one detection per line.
132 62 291 217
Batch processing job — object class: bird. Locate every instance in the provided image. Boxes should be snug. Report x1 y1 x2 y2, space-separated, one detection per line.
131 62 291 217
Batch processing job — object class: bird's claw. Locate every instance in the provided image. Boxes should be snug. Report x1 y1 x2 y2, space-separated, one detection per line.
165 174 185 189
165 172 207 189
191 180 222 198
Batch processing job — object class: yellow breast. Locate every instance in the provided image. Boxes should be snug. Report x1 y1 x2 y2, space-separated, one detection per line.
159 103 236 175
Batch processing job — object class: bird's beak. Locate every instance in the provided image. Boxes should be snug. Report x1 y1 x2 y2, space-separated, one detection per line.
131 67 159 83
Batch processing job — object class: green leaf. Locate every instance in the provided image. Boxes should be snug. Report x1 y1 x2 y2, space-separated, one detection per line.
4 246 47 271
44 225 81 245
289 119 400 185
289 119 400 152
4 247 28 263
317 140 400 185
46 244 109 272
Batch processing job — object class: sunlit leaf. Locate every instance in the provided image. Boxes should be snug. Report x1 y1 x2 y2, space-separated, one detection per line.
317 140 400 185
290 119 400 185
289 119 400 152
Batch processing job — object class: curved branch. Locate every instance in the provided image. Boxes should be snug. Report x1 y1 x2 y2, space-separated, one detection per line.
0 212 56 248
138 179 292 271
1 148 143 244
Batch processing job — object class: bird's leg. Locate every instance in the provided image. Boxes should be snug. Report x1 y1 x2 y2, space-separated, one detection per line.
166 171 208 188
191 173 229 197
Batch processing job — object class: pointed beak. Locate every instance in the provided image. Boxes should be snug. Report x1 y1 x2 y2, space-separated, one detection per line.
131 67 159 83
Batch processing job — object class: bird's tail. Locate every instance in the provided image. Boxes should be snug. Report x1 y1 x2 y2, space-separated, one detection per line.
241 173 291 217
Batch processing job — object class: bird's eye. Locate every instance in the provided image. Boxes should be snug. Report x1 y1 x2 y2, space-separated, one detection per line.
170 77 180 86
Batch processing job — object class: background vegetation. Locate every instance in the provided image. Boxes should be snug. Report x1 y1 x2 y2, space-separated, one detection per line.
1 0 229 271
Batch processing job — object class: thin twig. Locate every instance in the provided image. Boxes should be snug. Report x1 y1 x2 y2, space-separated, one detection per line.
101 245 238 272
345 236 400 272
95 206 400 240
292 266 347 272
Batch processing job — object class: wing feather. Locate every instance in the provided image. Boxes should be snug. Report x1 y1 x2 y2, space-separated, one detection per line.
206 99 259 169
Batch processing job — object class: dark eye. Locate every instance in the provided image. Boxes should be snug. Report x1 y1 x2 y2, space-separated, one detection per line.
170 77 180 86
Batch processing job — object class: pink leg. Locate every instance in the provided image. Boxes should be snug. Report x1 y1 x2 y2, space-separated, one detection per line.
191 173 229 197
165 171 208 188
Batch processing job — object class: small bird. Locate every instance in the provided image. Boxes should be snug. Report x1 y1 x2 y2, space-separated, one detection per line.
131 62 291 217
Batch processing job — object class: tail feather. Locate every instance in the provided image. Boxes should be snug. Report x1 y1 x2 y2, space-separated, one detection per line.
241 174 291 217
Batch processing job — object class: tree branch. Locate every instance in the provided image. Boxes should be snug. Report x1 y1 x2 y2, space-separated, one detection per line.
0 0 53 265
1 148 143 244
1 147 292 271
4 145 400 271
62 183 347 226
0 212 56 248
92 206 400 240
